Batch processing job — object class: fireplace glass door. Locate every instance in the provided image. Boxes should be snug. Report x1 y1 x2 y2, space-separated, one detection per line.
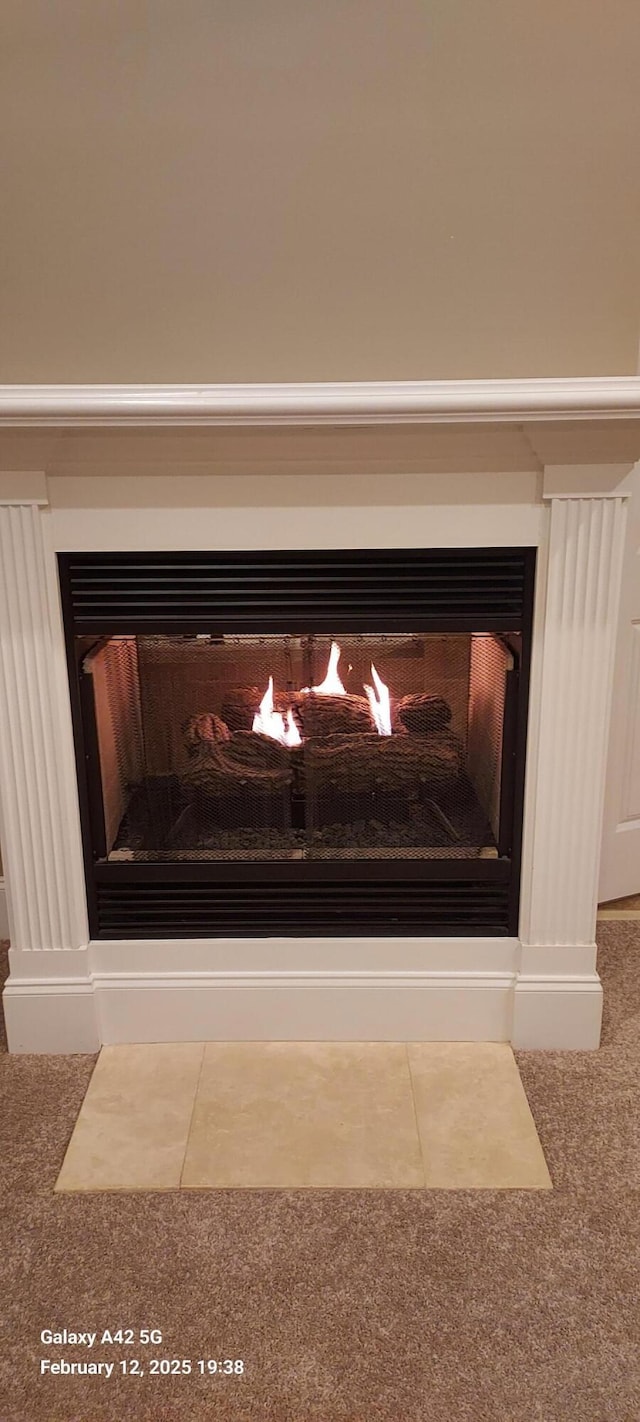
81 632 516 865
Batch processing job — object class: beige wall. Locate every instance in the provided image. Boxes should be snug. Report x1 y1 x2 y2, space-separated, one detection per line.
1 1 639 382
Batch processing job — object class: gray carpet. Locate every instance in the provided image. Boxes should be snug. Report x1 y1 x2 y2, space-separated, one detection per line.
1 925 639 1421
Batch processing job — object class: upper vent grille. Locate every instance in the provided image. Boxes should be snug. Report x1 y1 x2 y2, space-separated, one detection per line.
60 549 534 633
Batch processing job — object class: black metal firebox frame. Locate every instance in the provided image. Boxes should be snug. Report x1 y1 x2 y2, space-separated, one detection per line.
59 547 536 939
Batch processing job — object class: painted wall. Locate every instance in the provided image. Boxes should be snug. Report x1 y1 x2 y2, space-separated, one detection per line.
1 1 640 382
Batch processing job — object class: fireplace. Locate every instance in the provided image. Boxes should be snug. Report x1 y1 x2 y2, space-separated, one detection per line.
61 548 534 939
1 381 635 1052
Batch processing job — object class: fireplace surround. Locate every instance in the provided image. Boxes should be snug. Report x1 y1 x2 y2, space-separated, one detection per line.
0 378 639 1052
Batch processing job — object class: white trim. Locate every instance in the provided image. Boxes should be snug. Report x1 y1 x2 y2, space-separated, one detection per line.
5 976 93 994
87 935 517 977
512 973 603 1050
1 378 640 427
93 970 514 1046
2 964 604 1051
518 496 628 949
0 504 89 952
49 500 546 556
90 969 514 991
542 464 636 499
0 877 8 940
3 977 99 1054
0 471 48 505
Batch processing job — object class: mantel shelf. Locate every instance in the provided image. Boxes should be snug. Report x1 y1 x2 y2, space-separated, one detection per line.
1 377 640 429
1 380 640 478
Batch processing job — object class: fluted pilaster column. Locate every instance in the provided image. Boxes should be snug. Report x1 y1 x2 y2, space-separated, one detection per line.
515 469 631 1047
0 497 88 952
521 493 628 947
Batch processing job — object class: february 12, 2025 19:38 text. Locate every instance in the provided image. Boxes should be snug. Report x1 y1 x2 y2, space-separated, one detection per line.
38 1329 245 1379
40 1358 245 1379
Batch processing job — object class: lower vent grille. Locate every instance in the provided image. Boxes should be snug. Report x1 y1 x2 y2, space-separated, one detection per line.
96 879 511 937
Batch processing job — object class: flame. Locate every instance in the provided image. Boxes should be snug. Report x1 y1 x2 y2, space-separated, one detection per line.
301 640 346 696
284 708 302 746
364 662 392 736
252 677 302 747
253 646 392 744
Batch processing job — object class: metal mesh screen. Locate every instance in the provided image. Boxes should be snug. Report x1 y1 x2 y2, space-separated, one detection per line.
83 636 143 853
467 635 514 843
81 633 511 863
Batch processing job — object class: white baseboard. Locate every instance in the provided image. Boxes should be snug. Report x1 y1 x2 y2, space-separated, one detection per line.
512 973 603 1050
3 977 99 1054
93 969 514 1046
0 878 8 940
2 962 603 1053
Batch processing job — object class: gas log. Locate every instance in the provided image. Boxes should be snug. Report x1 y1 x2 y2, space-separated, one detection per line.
221 687 289 732
182 712 232 753
179 707 463 834
181 717 463 797
182 731 293 830
183 730 292 790
221 687 375 737
393 694 452 735
304 731 464 829
293 691 374 737
306 730 464 797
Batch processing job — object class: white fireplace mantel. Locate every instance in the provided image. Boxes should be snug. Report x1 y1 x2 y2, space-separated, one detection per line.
0 380 639 1053
1 377 640 427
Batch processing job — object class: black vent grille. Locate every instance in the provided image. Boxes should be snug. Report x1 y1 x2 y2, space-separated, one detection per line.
60 549 533 633
96 879 511 937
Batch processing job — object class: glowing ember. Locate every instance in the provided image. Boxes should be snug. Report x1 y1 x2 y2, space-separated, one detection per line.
252 677 302 747
364 662 392 736
301 640 346 696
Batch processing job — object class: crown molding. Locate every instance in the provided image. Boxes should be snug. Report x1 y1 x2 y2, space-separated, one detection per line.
1 378 640 429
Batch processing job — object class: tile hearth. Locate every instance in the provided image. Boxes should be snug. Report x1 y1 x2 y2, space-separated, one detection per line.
55 1041 552 1192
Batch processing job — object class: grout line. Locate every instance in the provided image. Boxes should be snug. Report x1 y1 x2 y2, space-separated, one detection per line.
405 1043 428 1189
178 1042 206 1189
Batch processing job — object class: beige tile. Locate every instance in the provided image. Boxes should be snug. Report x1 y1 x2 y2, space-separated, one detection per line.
181 1042 424 1188
597 908 640 920
55 1043 204 1192
407 1042 552 1190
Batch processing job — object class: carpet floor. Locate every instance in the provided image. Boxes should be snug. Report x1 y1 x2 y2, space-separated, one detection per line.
1 926 639 1422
